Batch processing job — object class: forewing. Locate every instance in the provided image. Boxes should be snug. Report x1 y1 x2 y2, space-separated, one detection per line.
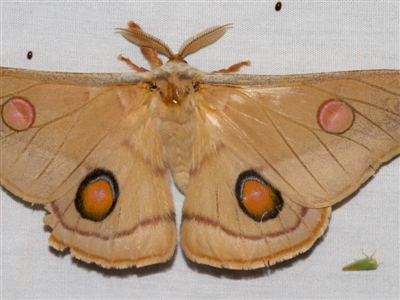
201 70 400 208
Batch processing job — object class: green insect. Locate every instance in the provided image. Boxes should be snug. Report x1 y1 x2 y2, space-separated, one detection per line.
342 252 379 271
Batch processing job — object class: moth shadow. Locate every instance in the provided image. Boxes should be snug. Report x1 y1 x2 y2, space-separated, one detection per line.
332 188 360 212
1 187 45 212
333 155 399 211
331 173 375 212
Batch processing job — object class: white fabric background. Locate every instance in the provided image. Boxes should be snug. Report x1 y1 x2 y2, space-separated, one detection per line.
1 1 399 299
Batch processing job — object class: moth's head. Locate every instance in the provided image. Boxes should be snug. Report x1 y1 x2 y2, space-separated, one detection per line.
117 21 231 67
149 65 202 108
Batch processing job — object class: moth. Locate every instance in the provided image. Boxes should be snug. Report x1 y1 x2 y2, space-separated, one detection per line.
1 22 399 270
342 252 379 271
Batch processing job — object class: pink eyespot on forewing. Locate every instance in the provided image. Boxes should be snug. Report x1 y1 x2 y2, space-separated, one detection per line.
2 97 36 131
317 99 354 134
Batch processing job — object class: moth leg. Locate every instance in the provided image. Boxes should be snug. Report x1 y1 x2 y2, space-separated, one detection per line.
140 47 163 69
213 60 251 73
117 54 149 72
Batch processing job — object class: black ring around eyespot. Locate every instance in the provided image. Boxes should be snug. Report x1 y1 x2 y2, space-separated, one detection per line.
74 168 119 222
235 169 284 222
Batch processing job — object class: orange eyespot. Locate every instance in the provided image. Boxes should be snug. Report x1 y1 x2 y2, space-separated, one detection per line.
2 97 35 131
242 180 275 219
81 179 114 221
235 170 284 222
75 169 119 222
317 99 354 134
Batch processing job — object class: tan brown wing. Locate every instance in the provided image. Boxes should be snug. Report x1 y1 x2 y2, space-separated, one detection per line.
0 67 177 268
180 70 398 269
